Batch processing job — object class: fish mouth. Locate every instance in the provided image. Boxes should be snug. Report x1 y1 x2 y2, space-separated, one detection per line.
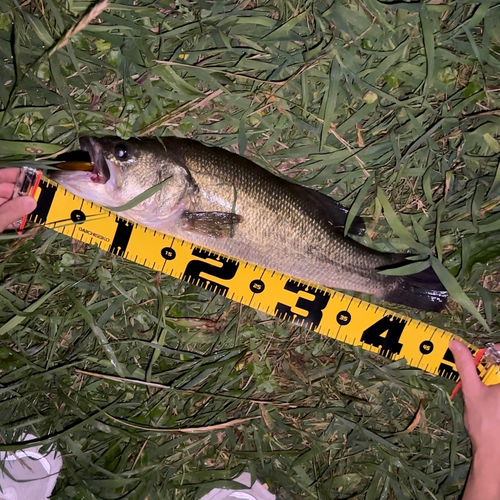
80 137 110 184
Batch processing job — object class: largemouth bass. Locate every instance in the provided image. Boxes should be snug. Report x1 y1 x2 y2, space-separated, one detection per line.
51 136 448 312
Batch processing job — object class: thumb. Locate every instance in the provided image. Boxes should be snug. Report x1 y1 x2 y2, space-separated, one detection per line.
449 340 484 398
0 197 37 233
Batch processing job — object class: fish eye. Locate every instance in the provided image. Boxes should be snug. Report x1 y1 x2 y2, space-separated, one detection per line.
115 143 129 160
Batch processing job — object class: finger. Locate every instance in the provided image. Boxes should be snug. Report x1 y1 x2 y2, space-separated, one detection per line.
0 168 21 184
0 197 37 233
0 182 15 199
449 340 484 397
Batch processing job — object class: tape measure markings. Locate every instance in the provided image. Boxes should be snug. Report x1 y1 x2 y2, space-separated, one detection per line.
23 175 500 386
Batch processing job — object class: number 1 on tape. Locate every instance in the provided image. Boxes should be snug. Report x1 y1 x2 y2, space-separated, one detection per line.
19 171 500 387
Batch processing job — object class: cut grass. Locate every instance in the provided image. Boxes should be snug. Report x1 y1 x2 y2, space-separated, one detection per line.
1 0 500 498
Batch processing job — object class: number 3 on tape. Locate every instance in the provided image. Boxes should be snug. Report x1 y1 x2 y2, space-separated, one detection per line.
20 172 500 387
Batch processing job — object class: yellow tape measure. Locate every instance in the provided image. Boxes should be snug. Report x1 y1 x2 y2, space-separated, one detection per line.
22 172 500 386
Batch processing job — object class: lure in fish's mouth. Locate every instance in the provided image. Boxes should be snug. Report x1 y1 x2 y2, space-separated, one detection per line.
51 137 121 207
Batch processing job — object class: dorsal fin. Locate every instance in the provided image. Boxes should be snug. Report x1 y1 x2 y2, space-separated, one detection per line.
287 183 365 236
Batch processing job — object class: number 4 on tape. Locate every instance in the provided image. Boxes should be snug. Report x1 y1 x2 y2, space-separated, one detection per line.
21 173 500 388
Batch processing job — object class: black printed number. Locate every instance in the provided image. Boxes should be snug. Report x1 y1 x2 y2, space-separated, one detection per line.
182 248 239 297
275 280 330 330
109 218 134 257
29 180 57 224
361 315 407 358
438 348 460 381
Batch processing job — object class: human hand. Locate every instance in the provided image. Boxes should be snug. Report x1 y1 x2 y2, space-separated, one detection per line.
450 339 500 500
0 168 37 233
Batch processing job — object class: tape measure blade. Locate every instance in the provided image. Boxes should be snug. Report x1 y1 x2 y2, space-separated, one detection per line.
25 175 500 385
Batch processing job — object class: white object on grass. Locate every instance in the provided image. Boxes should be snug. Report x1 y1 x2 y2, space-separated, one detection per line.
0 434 62 500
199 472 276 500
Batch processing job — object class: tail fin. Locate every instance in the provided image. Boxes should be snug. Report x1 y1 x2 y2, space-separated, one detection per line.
380 265 448 312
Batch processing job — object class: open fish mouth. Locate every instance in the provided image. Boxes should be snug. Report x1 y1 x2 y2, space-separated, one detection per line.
80 137 110 184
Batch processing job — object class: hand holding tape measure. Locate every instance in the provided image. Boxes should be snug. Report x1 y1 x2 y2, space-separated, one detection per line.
0 168 37 233
6 158 500 392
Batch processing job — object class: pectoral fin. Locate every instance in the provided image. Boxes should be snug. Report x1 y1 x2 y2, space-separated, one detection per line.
183 211 242 237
